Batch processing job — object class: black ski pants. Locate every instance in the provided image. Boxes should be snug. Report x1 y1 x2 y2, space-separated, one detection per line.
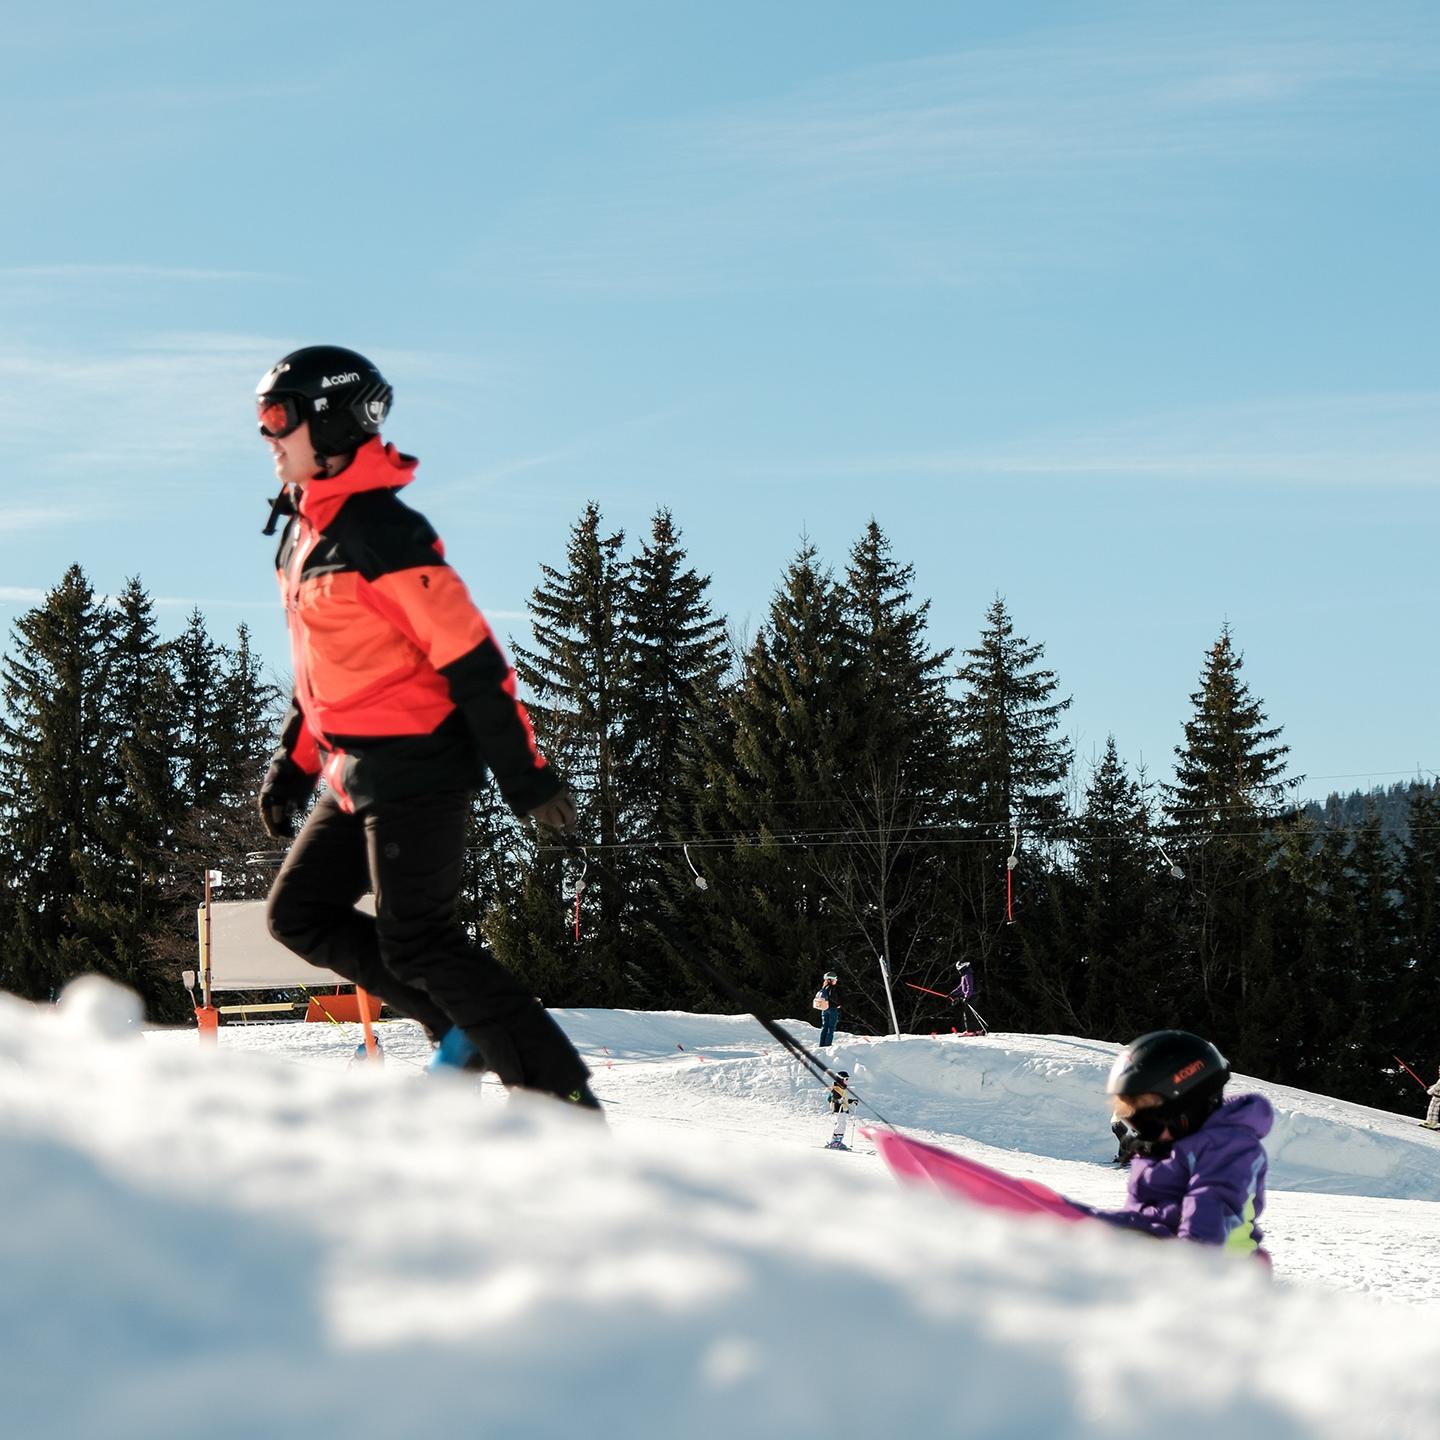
266 789 589 1098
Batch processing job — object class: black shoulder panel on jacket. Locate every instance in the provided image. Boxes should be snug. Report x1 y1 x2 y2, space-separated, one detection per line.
275 514 302 575
327 490 446 582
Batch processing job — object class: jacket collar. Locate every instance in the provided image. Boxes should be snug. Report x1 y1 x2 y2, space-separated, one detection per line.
295 438 418 529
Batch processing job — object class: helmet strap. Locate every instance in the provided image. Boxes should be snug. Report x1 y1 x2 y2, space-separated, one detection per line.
261 488 295 537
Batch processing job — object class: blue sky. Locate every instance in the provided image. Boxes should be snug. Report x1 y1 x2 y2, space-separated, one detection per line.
3 1 1437 801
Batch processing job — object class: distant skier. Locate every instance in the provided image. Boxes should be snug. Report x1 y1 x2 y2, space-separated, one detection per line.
347 1037 384 1069
1109 1115 1142 1166
1087 1030 1272 1260
813 971 840 1047
826 1070 856 1149
948 961 987 1034
1424 1066 1440 1130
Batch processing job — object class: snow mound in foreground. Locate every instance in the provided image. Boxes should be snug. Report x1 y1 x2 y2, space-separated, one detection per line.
3 981 1438 1440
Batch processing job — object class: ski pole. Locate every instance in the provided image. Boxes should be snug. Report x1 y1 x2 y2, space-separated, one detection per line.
904 981 952 1001
903 981 988 1034
558 834 897 1128
1393 1055 1429 1091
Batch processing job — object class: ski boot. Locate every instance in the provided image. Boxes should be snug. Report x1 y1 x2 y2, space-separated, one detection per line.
427 1026 482 1073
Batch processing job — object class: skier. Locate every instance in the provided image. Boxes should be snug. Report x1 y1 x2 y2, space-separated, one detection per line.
347 1037 384 1069
948 961 986 1034
813 971 840 1047
1424 1066 1440 1130
255 345 598 1110
825 1070 856 1149
1109 1115 1142 1166
1088 1030 1271 1259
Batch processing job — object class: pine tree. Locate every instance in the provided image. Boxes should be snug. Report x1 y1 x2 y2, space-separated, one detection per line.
1337 806 1400 1100
171 609 226 807
0 567 113 999
214 624 281 813
1164 626 1299 1051
824 521 959 1033
1396 784 1440 1093
684 542 867 1015
1061 739 1176 1038
947 596 1073 1028
511 502 629 1000
954 596 1073 835
73 577 186 1014
615 508 730 1004
1252 819 1321 1087
148 619 287 992
618 508 730 838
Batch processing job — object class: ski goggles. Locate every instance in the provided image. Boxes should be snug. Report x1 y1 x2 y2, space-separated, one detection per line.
257 393 305 439
1113 1106 1176 1144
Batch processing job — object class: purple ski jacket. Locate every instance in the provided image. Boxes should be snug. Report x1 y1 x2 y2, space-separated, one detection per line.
1092 1093 1273 1252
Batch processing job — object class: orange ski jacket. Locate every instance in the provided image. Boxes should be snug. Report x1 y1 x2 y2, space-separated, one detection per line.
271 438 560 814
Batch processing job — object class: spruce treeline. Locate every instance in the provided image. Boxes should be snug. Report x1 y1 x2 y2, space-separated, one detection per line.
496 508 1437 1114
2 520 1436 1116
0 567 281 1020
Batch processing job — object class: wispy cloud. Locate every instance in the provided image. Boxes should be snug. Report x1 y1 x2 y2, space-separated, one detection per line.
470 8 1440 297
695 20 1440 182
0 334 526 507
0 334 290 487
0 264 282 285
445 406 688 492
756 391 1440 489
148 595 279 611
0 506 91 535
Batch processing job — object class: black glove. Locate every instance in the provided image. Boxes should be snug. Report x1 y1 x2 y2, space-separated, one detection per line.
526 788 577 835
258 755 318 840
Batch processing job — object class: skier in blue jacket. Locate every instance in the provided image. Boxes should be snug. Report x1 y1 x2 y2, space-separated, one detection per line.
1090 1030 1272 1259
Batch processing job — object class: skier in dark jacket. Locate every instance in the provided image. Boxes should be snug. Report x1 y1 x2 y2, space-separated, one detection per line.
814 972 840 1047
254 345 597 1109
1089 1030 1270 1258
948 961 986 1034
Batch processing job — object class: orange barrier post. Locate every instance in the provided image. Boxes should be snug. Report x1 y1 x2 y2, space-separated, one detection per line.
195 1005 219 1045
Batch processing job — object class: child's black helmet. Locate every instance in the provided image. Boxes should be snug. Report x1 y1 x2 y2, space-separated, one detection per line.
256 345 393 456
1107 1030 1229 1102
1108 1030 1229 1146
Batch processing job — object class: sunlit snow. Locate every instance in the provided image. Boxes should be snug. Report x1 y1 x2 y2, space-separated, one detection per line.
2 978 1437 1439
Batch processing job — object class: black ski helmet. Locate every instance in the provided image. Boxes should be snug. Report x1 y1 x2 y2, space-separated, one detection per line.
1107 1029 1229 1142
256 345 393 457
1107 1030 1228 1101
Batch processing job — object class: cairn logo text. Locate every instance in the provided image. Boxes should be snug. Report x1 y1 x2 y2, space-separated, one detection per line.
321 372 361 388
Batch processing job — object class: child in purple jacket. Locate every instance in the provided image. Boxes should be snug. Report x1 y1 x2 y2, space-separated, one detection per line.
1091 1029 1272 1259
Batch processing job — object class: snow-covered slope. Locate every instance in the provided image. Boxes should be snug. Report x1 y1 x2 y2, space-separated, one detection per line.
2 981 1438 1439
